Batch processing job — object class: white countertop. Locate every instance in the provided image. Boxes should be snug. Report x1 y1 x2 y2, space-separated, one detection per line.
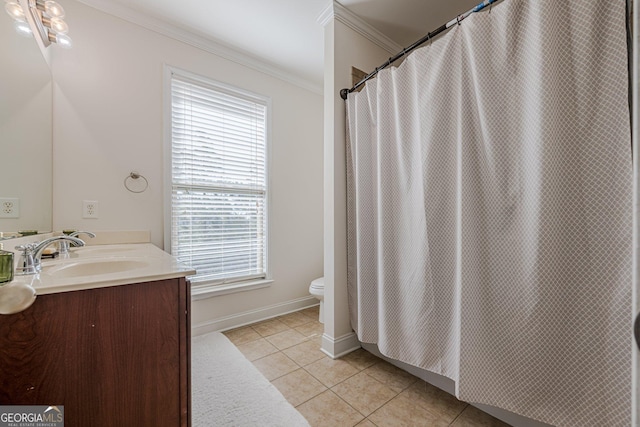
12 243 196 295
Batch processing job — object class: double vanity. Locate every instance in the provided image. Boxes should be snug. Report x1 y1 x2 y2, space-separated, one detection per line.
0 236 195 427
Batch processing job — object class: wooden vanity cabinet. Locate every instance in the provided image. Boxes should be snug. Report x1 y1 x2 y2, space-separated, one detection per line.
0 277 191 427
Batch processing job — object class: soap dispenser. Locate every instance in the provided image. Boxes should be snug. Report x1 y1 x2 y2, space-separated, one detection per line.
0 250 13 284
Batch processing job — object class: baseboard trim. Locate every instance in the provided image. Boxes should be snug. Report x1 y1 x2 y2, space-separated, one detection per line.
321 331 360 359
191 295 319 336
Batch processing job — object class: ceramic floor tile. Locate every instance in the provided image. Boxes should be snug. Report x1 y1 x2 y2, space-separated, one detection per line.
368 393 450 427
308 334 323 347
297 390 364 427
235 338 279 362
341 348 380 371
401 380 467 423
295 320 324 338
450 405 512 427
222 326 261 346
299 305 320 320
283 339 327 367
271 368 327 407
265 328 309 350
251 318 290 337
304 357 360 388
278 311 314 328
252 352 299 381
332 371 398 416
363 360 418 393
229 312 506 427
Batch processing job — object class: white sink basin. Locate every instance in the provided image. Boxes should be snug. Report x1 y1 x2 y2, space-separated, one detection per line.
22 243 196 296
43 259 151 278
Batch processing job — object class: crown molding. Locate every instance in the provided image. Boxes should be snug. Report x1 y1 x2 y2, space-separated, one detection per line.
317 1 402 55
316 2 334 28
75 0 322 95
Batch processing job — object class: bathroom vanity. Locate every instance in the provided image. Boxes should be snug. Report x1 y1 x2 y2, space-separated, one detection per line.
0 243 195 427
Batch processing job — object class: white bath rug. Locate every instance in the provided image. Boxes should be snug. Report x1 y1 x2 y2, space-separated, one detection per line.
191 332 310 426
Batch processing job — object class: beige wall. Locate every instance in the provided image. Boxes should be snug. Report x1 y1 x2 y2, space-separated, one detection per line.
51 0 324 332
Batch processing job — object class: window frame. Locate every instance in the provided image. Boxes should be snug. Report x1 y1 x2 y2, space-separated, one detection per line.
163 65 273 299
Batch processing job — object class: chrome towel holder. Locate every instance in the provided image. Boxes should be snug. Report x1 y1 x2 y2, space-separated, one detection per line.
124 172 148 193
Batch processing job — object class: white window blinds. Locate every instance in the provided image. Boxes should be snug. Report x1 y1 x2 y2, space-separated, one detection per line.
170 73 268 286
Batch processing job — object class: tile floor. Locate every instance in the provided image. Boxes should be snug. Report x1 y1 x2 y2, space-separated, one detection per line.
223 306 511 427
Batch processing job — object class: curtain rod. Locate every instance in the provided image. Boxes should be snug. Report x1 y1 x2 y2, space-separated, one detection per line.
339 0 501 100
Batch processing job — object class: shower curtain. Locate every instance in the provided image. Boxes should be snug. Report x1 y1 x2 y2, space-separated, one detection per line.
345 1 632 426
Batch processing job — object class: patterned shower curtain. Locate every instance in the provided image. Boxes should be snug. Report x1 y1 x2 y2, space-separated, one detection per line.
345 1 632 426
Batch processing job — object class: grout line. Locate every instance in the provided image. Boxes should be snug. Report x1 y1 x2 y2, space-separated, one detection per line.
322 389 366 425
301 359 362 389
448 404 469 425
287 371 328 409
331 381 398 421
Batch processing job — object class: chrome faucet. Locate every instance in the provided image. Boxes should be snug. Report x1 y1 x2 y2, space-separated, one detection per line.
15 236 85 275
59 231 96 254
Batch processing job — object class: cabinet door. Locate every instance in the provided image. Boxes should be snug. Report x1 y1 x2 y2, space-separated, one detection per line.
0 279 187 427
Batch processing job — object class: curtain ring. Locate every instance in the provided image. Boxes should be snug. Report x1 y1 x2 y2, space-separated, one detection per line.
456 15 461 25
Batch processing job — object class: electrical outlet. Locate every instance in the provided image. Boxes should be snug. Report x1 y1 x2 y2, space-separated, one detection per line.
0 198 19 218
83 200 99 219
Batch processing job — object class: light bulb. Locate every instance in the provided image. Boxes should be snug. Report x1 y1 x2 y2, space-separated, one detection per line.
13 20 32 37
49 16 68 33
44 0 64 17
54 33 72 48
5 2 25 21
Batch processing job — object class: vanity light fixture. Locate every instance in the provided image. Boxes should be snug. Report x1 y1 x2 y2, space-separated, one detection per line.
4 1 25 20
4 0 72 48
13 19 33 36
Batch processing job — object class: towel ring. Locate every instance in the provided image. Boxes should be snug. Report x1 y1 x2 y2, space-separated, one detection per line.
124 172 148 193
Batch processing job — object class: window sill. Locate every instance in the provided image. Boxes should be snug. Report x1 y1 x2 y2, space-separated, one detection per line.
191 279 274 300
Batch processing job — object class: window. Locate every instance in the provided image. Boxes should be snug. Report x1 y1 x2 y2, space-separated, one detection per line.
168 69 269 293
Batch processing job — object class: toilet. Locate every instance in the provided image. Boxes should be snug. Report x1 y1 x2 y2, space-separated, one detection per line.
308 277 324 323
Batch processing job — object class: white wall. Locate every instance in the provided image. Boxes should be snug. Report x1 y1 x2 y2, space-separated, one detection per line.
321 11 392 357
51 0 324 331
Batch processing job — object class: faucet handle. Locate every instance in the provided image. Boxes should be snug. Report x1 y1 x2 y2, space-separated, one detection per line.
69 231 96 240
15 243 37 254
14 243 38 275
